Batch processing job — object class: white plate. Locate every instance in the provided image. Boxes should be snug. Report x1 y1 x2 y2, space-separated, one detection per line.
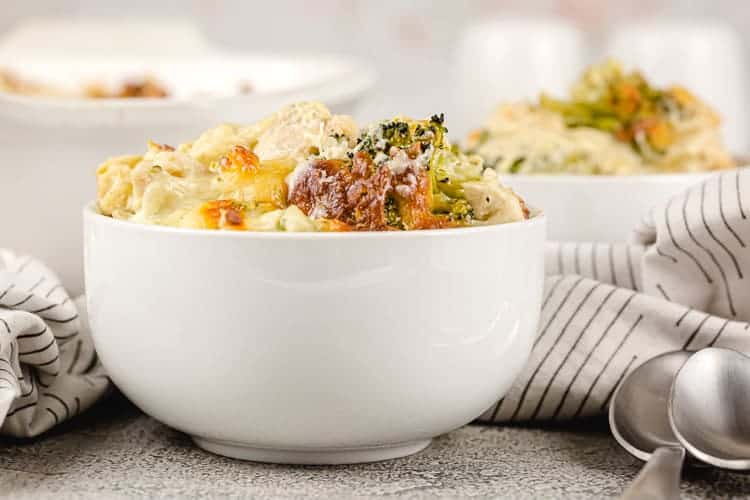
0 54 376 126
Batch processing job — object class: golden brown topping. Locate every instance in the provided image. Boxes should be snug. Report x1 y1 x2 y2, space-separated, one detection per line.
148 140 175 152
217 145 261 178
347 153 396 229
289 153 393 230
84 77 169 99
225 207 244 226
610 81 642 119
214 145 293 209
289 151 455 231
199 200 247 230
519 197 530 220
83 84 109 99
117 78 169 98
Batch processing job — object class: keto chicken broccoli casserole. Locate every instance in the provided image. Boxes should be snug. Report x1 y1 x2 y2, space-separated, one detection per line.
97 102 528 232
466 60 735 175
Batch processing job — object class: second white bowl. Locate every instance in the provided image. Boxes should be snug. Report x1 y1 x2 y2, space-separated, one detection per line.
504 172 717 243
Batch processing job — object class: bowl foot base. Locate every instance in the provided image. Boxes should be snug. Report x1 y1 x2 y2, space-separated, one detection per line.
192 436 432 464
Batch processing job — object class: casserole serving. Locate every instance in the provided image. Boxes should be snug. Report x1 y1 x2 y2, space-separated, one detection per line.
96 102 528 232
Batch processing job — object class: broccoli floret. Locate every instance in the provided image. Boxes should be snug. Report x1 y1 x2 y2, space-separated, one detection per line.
354 115 448 162
430 148 483 199
448 199 474 222
380 121 411 148
428 149 481 223
348 113 480 226
509 157 525 174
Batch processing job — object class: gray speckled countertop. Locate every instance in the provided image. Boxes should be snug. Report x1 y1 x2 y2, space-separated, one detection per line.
1 394 748 499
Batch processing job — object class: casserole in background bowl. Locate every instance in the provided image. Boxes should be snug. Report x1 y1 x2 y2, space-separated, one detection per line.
0 51 375 295
83 205 545 463
465 60 738 242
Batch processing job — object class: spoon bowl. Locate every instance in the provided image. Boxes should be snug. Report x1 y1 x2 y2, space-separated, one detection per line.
610 351 693 460
669 347 750 470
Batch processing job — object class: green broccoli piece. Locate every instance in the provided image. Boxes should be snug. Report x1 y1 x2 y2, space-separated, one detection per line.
509 157 525 174
430 148 483 199
447 199 474 222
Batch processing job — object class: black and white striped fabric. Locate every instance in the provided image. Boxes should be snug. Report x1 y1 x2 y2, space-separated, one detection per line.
479 168 750 423
0 251 108 437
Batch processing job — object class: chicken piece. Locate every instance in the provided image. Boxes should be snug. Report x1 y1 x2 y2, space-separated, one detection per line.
96 155 142 216
246 101 358 162
463 169 529 224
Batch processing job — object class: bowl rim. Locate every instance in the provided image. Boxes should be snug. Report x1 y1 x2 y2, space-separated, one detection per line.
499 163 750 184
502 170 733 183
83 202 545 241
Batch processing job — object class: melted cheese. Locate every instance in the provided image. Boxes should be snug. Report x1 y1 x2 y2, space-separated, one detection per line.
97 101 529 232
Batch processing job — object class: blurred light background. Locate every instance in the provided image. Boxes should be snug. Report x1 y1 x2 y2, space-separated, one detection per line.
1 0 749 150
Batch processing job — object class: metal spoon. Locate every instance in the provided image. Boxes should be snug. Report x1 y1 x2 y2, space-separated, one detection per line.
609 351 693 500
669 347 750 470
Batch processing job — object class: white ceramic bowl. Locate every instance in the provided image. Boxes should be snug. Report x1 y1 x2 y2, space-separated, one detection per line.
84 205 545 464
503 173 717 243
0 54 375 296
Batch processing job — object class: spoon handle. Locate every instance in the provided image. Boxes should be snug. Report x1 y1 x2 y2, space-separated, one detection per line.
621 446 685 500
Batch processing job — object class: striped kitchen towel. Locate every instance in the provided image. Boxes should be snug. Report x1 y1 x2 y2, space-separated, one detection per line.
479 168 750 423
0 251 109 437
